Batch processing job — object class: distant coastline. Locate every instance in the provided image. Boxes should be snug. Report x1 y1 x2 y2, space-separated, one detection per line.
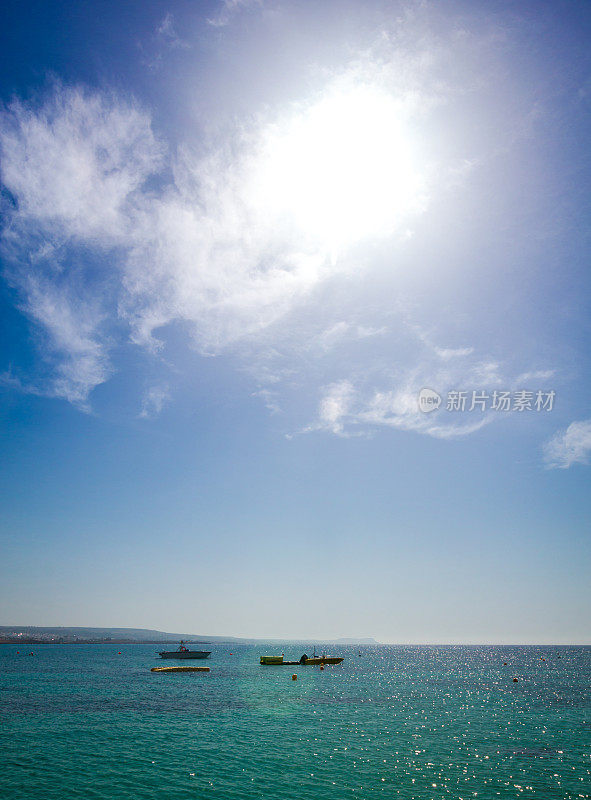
0 638 213 645
0 626 381 647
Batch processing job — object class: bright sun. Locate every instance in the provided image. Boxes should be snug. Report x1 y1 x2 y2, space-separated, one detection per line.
255 85 425 254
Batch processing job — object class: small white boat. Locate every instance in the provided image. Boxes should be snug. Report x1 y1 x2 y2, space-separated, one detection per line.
158 641 211 660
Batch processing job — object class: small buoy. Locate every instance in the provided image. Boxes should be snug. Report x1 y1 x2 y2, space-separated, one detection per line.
229 652 233 655
320 665 324 671
292 674 297 681
513 677 518 682
30 652 34 656
16 651 19 654
118 652 122 655
503 662 507 665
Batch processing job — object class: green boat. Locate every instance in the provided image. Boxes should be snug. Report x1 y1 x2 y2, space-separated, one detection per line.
260 654 343 665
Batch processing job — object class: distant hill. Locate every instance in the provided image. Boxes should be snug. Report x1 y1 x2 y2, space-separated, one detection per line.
0 626 381 645
335 638 380 645
0 626 218 643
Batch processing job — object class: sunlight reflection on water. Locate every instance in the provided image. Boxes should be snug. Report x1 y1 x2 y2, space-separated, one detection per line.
1 644 590 799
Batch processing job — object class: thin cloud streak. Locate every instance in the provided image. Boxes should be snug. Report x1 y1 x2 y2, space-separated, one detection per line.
207 0 263 28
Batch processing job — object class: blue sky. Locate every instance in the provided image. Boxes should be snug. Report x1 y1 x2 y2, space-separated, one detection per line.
0 0 590 643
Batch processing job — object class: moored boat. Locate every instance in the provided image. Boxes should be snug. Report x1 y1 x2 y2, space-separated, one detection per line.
260 654 343 665
151 665 210 672
158 641 211 659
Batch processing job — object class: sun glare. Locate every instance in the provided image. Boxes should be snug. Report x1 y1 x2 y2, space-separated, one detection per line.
255 85 425 254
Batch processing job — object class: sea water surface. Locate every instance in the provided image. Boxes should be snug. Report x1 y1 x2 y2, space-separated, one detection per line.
1 644 589 799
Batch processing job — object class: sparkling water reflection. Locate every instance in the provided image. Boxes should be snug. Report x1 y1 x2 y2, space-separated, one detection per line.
1 644 589 799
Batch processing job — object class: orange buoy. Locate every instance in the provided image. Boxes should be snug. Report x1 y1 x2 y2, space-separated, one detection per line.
320 665 324 671
292 674 297 681
513 677 518 682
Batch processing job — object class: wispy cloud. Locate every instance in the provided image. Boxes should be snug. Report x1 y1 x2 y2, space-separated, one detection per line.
207 0 263 28
434 346 474 360
0 84 162 239
0 369 41 396
315 322 388 352
515 369 555 383
0 84 163 406
1 71 436 407
544 420 591 469
139 13 191 71
139 384 170 419
303 327 556 440
314 379 356 435
156 13 190 49
0 82 337 404
307 371 493 440
25 278 112 407
0 13 555 442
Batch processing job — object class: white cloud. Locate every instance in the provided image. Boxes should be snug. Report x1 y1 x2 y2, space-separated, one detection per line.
1 82 338 401
470 361 503 385
356 325 388 339
20 277 111 408
252 388 281 415
0 15 556 440
0 85 162 406
303 333 556 440
1 72 435 408
139 384 170 419
120 163 332 353
412 326 474 363
316 322 350 351
315 322 388 351
515 369 555 383
207 0 262 28
544 420 591 469
0 84 163 240
0 369 40 396
156 13 189 49
315 380 356 435
140 13 191 72
434 346 474 360
309 377 491 440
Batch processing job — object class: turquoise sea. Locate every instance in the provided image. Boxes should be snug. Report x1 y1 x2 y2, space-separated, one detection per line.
1 644 590 799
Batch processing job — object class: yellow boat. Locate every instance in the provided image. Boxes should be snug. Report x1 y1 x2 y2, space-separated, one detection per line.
260 654 343 666
151 665 210 673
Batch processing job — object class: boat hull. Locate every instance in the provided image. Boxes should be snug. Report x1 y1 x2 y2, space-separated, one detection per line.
159 650 211 659
152 665 210 672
